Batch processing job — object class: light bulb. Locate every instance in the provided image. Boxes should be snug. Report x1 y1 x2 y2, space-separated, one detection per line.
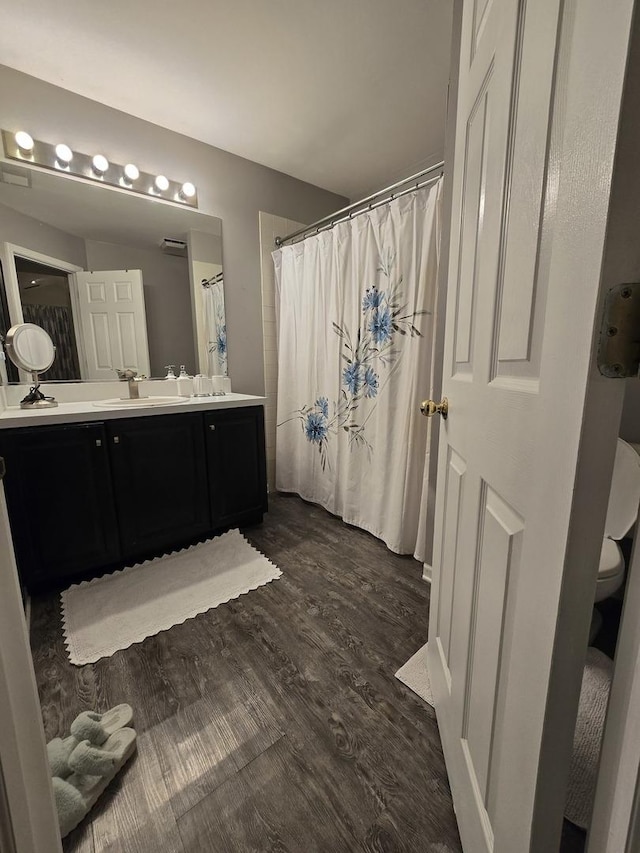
55 143 73 164
92 154 109 175
124 163 139 182
14 131 34 152
154 174 169 192
180 181 196 199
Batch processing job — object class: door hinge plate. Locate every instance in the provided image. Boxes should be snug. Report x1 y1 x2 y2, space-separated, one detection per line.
598 283 640 378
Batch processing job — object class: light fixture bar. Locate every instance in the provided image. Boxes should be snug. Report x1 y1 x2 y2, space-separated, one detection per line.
1 130 198 209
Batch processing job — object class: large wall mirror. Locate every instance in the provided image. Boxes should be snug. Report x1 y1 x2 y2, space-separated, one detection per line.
0 163 225 383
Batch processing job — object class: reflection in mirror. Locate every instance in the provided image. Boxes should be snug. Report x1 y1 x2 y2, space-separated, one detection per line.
203 272 227 375
5 322 59 408
187 229 226 376
0 164 225 383
15 257 81 380
6 322 55 373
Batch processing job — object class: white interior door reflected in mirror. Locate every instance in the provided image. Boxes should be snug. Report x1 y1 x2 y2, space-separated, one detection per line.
71 270 151 381
5 323 58 408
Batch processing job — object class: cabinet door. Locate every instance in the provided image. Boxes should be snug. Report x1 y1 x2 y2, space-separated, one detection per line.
0 422 120 588
205 406 267 528
108 413 210 559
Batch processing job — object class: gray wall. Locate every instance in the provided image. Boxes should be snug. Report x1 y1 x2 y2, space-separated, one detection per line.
0 201 87 268
0 65 347 394
620 383 640 443
84 239 195 377
188 230 222 266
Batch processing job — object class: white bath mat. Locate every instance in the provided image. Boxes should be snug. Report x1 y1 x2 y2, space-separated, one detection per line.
61 529 281 666
564 646 613 830
395 642 434 707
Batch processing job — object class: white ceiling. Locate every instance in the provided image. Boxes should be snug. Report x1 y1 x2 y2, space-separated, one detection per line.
0 0 453 200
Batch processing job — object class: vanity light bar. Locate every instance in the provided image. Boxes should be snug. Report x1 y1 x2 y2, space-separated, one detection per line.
1 130 198 209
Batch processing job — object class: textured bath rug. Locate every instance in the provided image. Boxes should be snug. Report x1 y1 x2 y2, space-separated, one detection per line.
61 529 281 666
564 646 613 830
395 642 434 707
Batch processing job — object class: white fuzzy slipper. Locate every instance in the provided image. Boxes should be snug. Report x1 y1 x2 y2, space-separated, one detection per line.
54 727 137 838
69 704 133 745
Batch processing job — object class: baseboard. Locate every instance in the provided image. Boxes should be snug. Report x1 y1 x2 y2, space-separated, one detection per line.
422 564 432 584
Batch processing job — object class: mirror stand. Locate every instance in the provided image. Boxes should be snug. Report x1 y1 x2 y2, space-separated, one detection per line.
20 372 58 409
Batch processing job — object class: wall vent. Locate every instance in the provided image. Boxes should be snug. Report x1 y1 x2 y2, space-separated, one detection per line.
0 165 31 188
159 237 187 257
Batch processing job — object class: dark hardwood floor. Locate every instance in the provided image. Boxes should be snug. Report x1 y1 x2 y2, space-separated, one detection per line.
30 493 462 853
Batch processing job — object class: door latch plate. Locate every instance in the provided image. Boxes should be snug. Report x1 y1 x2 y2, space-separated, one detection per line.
598 283 640 378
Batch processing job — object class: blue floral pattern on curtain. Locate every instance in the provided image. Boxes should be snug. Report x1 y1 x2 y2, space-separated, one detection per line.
281 253 428 471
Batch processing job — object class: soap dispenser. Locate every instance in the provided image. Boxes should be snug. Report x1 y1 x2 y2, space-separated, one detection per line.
177 365 193 397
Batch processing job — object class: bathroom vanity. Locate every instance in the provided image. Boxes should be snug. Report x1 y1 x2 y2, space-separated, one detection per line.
0 395 267 591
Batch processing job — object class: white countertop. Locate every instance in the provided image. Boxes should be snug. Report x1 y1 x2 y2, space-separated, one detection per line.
0 393 266 429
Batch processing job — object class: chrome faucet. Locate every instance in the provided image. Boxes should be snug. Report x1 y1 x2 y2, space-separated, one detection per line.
115 368 147 399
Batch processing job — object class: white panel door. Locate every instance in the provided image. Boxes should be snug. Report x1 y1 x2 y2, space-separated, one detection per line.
71 270 150 381
428 0 635 851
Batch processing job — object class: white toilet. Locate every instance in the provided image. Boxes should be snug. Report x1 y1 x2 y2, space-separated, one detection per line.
594 438 640 603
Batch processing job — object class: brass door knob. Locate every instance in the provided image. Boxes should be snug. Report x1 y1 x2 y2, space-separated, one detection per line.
420 397 448 419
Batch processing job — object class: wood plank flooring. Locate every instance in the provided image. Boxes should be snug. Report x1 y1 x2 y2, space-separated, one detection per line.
30 493 462 853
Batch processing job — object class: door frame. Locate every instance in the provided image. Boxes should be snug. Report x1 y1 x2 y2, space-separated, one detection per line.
589 521 640 852
0 242 85 381
0 482 62 852
422 0 464 581
587 8 640 849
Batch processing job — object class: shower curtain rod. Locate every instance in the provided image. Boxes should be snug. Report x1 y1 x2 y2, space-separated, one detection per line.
274 160 444 247
201 271 224 287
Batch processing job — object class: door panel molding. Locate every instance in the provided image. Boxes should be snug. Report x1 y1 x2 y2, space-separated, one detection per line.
453 60 494 375
436 447 467 674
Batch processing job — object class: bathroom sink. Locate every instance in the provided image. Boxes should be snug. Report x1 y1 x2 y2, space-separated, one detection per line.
93 396 188 408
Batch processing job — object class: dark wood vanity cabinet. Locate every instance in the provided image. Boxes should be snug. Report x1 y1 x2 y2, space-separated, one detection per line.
205 406 268 527
0 405 267 590
107 413 210 560
0 422 120 586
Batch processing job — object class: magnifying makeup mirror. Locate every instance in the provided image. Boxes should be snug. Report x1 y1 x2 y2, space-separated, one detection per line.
5 323 58 409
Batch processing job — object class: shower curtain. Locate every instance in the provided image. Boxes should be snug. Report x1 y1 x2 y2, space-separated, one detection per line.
204 278 227 375
22 303 81 381
274 180 441 557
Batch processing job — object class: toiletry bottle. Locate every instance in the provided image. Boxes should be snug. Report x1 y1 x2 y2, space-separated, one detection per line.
177 365 193 397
